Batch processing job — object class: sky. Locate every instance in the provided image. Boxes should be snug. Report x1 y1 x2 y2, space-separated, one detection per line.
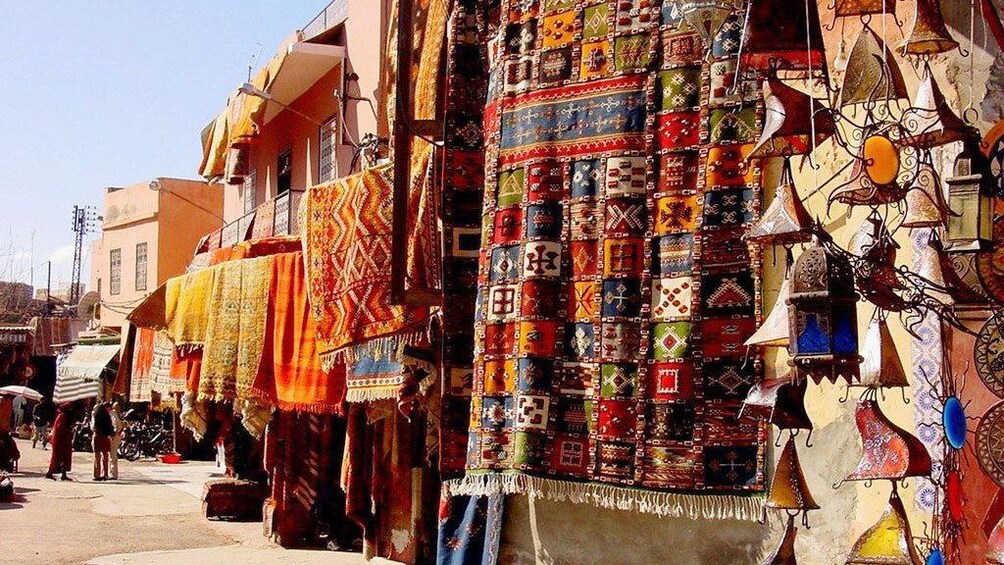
0 0 319 290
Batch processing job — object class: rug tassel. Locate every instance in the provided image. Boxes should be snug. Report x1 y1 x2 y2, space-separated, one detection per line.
443 475 765 521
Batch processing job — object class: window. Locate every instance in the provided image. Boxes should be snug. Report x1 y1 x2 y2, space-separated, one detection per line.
109 249 121 296
243 171 257 214
277 147 292 195
319 116 338 183
135 242 148 292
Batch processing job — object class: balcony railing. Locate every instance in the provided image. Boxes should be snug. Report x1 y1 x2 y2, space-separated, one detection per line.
302 0 348 40
220 190 305 248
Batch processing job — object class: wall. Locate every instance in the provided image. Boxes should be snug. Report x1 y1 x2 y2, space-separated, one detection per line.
91 178 222 330
498 2 1004 564
220 0 390 224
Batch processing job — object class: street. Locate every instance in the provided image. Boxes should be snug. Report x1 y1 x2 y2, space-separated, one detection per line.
1 438 392 565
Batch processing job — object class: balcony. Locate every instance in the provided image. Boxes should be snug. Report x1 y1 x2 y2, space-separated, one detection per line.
302 0 348 41
220 190 305 248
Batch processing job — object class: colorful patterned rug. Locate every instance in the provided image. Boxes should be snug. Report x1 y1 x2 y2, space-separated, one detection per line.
449 0 766 519
301 153 434 367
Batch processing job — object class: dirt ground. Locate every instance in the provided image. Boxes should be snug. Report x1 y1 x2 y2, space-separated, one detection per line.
1 437 391 565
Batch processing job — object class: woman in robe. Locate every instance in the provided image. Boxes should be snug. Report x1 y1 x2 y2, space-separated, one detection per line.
46 403 75 480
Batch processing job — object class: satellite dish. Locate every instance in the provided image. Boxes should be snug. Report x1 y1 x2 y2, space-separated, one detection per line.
77 291 99 321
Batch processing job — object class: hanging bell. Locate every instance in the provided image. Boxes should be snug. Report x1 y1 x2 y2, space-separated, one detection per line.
899 64 973 149
854 314 910 389
744 159 815 246
740 374 813 431
749 76 836 159
900 0 959 56
846 487 924 565
845 399 932 482
834 0 895 18
741 0 828 77
901 165 949 229
762 514 798 565
745 279 793 347
768 436 820 513
839 27 910 108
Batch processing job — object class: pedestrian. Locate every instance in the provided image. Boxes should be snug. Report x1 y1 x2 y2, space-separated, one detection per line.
109 402 124 480
46 403 75 480
11 395 25 429
91 402 114 481
31 398 52 449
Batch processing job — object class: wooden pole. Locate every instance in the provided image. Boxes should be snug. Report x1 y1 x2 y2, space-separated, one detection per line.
391 0 415 306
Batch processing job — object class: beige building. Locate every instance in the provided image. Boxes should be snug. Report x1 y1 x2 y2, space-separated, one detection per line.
90 178 223 330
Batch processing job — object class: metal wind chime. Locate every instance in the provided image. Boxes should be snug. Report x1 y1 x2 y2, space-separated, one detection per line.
722 0 997 563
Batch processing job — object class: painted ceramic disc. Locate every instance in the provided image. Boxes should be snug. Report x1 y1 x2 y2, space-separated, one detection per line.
943 396 967 449
977 401 1004 489
978 216 1004 305
863 135 900 185
977 313 1004 398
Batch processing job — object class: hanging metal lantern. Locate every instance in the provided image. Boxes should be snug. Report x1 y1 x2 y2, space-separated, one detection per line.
768 436 819 514
749 77 836 159
745 279 793 347
898 64 973 149
853 314 910 389
762 514 798 565
852 214 908 311
741 0 827 76
988 515 1004 565
900 0 959 56
839 27 910 108
846 488 924 565
744 160 815 246
834 0 895 17
846 399 932 482
740 374 813 431
787 240 861 384
832 132 908 206
901 165 949 229
946 145 994 251
927 230 988 304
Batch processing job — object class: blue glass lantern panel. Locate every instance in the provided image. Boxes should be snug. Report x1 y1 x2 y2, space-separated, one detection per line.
796 312 830 354
925 548 945 565
833 306 858 355
943 396 966 450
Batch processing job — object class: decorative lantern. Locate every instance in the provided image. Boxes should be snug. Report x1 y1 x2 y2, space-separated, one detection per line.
846 488 924 565
745 279 793 347
749 77 836 159
900 0 958 56
898 64 972 149
927 231 989 304
988 516 1004 565
833 132 908 205
946 146 994 251
845 399 932 482
740 375 813 431
834 0 895 17
741 0 827 77
744 160 814 246
787 240 861 384
839 27 909 108
768 436 819 516
901 165 949 229
851 215 907 311
762 514 798 565
854 314 910 390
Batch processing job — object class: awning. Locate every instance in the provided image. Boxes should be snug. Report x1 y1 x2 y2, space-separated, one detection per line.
0 326 32 345
53 344 120 403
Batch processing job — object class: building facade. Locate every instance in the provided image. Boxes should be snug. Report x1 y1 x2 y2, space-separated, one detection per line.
90 178 223 330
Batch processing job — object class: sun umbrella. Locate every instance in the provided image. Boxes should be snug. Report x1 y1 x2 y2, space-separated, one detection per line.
0 385 43 402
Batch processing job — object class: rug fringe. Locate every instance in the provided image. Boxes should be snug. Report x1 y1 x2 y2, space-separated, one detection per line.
320 330 429 370
345 387 401 403
442 474 765 522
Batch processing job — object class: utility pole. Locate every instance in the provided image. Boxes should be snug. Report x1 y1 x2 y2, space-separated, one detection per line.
70 205 98 305
46 260 51 315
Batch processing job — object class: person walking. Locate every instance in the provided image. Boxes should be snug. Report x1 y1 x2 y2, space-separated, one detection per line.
46 403 75 480
91 402 114 481
11 395 26 430
108 402 124 480
31 399 52 449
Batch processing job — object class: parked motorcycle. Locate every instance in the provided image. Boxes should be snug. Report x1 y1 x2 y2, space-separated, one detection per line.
117 420 173 461
72 421 92 453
